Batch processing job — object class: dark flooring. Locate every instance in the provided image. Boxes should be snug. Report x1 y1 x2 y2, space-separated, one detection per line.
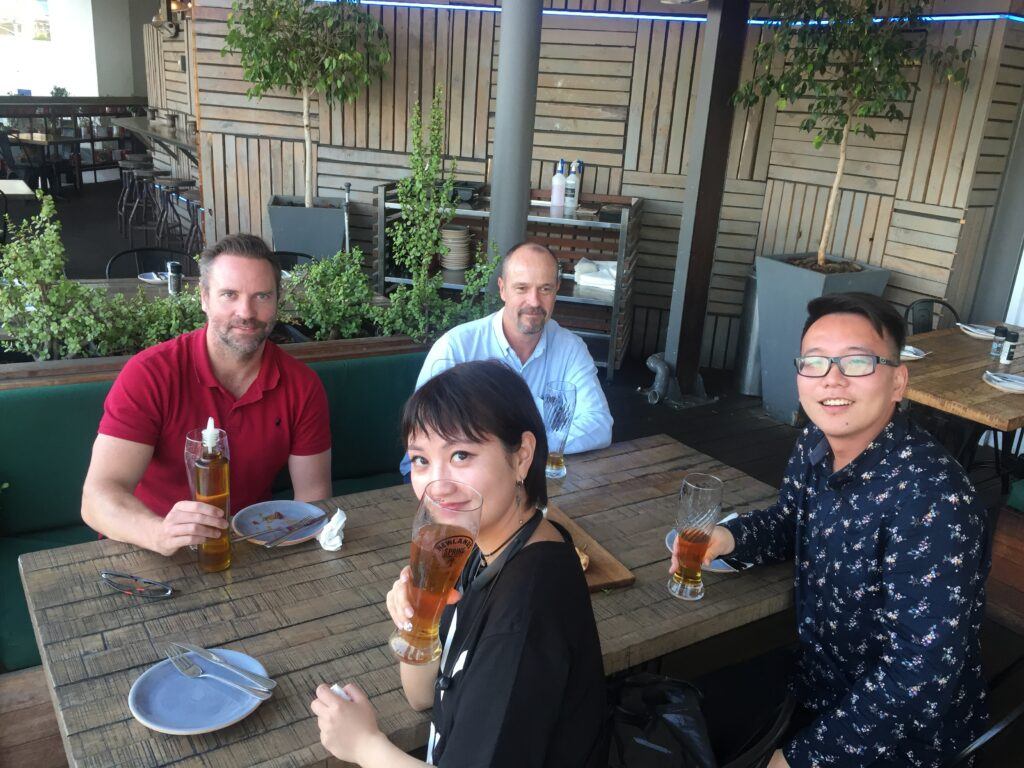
11 182 1024 762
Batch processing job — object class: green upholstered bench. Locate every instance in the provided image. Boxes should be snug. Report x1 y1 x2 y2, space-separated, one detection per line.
0 349 425 672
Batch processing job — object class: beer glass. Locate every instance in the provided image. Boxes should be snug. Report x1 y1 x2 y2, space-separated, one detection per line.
542 381 576 479
667 473 724 601
390 479 483 665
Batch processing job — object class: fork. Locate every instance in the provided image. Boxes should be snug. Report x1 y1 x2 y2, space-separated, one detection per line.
164 646 272 700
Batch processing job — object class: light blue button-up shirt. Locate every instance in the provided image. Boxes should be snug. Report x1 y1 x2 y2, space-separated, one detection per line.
401 310 613 475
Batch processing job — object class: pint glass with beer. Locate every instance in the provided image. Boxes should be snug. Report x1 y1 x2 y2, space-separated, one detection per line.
542 381 576 479
668 473 724 601
390 479 483 664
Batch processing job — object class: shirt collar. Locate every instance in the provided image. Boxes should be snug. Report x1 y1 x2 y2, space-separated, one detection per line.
809 410 908 488
191 325 281 404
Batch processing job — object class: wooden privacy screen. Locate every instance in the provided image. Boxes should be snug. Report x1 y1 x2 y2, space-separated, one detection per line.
151 2 1024 368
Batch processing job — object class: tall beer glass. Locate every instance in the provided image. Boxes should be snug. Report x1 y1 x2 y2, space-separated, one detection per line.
542 381 576 479
390 479 483 664
668 473 724 601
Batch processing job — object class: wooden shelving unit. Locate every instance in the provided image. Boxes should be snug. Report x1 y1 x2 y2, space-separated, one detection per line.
374 183 642 381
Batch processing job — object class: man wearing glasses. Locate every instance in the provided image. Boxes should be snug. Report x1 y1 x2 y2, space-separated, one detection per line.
673 293 989 767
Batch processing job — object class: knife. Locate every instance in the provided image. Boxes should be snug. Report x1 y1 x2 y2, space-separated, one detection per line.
262 514 326 548
170 642 277 690
232 513 324 544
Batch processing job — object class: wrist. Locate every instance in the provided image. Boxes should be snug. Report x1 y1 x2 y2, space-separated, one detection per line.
352 729 391 766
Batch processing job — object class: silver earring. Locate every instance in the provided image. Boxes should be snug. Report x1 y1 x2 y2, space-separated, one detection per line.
515 478 524 508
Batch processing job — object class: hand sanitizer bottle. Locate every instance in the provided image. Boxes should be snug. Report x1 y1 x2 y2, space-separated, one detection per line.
564 160 580 215
550 159 566 216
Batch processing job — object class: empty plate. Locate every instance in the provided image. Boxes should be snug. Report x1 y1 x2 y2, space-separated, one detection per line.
128 649 268 735
138 272 168 285
232 500 327 546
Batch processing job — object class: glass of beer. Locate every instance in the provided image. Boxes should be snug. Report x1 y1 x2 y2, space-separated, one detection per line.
390 479 483 665
668 473 724 601
542 381 576 479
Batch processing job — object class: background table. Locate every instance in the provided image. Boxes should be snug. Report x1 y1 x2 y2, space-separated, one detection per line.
20 435 790 767
0 179 35 199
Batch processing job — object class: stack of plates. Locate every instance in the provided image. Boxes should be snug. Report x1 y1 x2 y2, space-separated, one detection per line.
441 225 471 270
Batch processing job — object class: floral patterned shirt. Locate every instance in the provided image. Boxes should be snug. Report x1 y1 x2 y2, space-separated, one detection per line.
723 412 989 767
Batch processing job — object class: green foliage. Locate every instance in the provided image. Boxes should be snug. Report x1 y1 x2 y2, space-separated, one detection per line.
735 2 972 148
50 86 68 98
286 248 375 340
0 192 205 361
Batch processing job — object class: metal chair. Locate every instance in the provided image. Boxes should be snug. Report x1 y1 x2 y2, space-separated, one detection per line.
105 247 188 279
904 297 961 336
273 251 314 270
180 189 207 258
153 178 196 247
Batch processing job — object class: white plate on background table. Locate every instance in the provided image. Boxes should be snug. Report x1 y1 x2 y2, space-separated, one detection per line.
900 345 930 361
664 512 749 573
957 323 997 340
128 648 269 735
138 272 168 285
983 370 1024 394
231 500 327 546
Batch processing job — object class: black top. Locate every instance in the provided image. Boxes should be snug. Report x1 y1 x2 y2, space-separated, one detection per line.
426 523 606 767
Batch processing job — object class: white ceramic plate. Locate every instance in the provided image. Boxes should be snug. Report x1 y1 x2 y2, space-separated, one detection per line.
983 370 1024 394
900 345 929 361
138 272 168 285
231 500 327 546
957 323 997 340
664 512 745 573
128 649 268 735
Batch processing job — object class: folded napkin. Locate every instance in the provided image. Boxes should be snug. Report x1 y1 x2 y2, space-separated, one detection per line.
574 258 618 291
317 509 347 551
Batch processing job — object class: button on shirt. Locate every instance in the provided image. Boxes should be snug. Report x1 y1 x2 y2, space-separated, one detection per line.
723 413 989 767
417 310 613 454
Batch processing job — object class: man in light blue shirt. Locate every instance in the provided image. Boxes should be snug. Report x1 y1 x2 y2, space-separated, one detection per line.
401 243 613 476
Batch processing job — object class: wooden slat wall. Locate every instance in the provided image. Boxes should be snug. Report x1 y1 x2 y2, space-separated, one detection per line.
143 21 196 178
175 4 1024 368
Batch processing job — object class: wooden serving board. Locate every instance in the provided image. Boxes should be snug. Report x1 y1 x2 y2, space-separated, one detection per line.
547 503 635 592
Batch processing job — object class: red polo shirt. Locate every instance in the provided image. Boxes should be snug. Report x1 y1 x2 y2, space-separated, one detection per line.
99 327 331 516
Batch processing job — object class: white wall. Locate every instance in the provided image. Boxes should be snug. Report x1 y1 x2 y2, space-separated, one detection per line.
1006 246 1024 325
91 0 133 96
0 0 98 96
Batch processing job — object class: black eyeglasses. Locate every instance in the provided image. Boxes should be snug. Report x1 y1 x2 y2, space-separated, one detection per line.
794 354 900 378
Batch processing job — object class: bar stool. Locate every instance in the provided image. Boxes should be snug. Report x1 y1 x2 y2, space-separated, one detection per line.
180 189 206 258
116 159 152 235
127 168 172 247
153 177 197 247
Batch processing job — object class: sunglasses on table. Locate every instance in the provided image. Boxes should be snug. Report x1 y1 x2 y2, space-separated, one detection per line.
794 354 900 378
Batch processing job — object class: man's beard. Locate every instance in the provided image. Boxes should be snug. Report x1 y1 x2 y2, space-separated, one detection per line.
214 319 272 357
516 307 547 335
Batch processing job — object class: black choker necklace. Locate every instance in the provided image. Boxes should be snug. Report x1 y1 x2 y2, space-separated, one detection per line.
481 511 537 561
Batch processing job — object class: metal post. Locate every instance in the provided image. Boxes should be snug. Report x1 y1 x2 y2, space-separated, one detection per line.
662 0 751 397
488 0 543 282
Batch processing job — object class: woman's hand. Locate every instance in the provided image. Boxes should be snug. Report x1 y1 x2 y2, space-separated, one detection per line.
310 683 385 763
386 566 460 633
668 525 736 575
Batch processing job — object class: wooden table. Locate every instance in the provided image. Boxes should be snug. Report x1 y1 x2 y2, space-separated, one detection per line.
19 435 790 767
75 277 200 301
0 178 34 199
904 325 1024 434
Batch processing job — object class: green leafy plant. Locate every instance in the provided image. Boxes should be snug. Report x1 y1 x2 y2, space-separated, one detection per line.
286 248 375 340
50 86 68 98
223 0 391 208
735 1 972 268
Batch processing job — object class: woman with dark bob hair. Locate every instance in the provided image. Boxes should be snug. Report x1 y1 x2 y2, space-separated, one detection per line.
311 360 606 767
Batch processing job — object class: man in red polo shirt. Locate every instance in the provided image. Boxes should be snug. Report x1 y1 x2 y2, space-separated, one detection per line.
81 234 332 556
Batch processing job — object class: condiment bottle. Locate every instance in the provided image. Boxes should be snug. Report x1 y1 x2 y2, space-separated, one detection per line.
194 417 231 573
992 326 1008 358
1000 331 1019 365
550 159 566 215
167 261 182 296
564 160 580 215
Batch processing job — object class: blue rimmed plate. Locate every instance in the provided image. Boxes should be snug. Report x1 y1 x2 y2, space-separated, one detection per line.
231 500 327 546
128 648 268 735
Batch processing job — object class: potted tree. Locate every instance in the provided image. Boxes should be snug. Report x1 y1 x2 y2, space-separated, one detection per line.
223 0 390 258
734 0 971 423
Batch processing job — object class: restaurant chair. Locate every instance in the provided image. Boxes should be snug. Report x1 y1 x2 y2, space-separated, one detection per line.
105 247 189 279
942 654 1024 767
116 159 153 235
153 177 197 247
904 297 961 335
273 251 314 270
127 168 172 247
0 131 42 189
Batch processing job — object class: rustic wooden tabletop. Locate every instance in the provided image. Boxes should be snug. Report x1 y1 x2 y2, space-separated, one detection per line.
20 434 790 767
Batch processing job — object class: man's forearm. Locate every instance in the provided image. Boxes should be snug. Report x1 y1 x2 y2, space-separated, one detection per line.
82 481 163 552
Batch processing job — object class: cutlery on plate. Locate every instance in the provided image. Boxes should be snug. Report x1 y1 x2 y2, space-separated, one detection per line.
262 514 326 548
232 513 324 544
170 642 276 690
164 646 272 700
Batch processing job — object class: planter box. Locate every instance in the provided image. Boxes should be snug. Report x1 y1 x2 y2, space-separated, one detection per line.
755 254 890 425
268 195 348 260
